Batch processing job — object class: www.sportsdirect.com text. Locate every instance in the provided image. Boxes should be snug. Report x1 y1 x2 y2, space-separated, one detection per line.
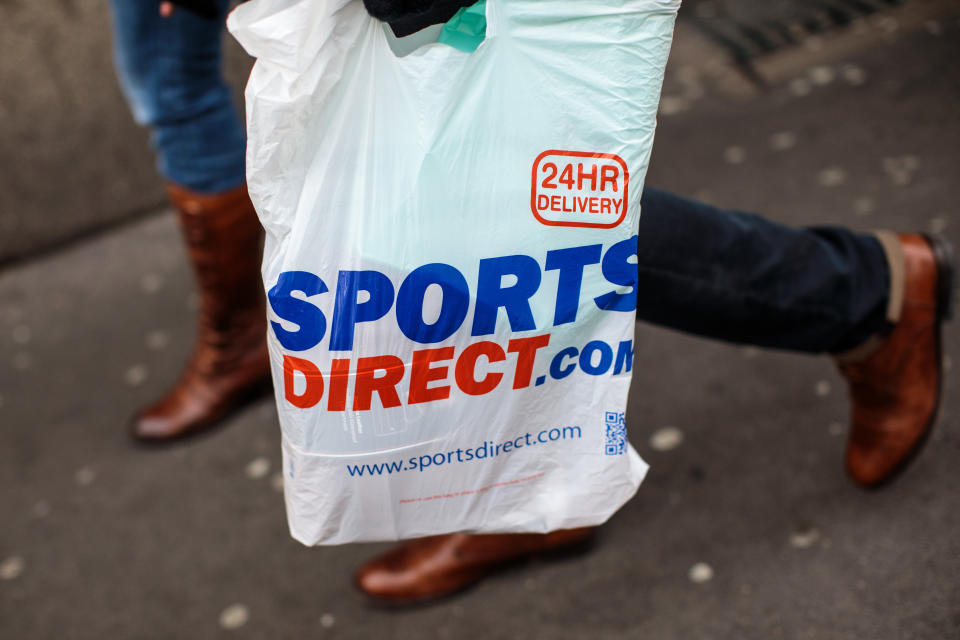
346 425 582 477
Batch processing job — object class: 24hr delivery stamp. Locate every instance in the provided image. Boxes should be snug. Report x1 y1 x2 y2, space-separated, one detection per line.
531 150 630 228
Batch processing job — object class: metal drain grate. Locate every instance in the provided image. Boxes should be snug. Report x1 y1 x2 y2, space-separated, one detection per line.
680 0 907 61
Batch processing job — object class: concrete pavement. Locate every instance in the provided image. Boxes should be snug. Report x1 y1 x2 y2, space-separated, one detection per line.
1 10 958 640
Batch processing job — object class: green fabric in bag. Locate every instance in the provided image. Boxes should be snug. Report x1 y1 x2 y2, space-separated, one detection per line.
438 1 487 52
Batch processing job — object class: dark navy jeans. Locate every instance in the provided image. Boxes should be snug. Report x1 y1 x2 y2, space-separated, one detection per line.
637 189 891 353
108 3 892 354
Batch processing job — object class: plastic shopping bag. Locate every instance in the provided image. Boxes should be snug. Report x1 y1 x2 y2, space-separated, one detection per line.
228 0 680 545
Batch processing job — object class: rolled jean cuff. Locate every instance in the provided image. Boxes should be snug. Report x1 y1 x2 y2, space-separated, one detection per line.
834 230 905 364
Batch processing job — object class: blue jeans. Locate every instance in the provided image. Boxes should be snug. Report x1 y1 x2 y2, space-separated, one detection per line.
108 5 892 354
109 0 245 194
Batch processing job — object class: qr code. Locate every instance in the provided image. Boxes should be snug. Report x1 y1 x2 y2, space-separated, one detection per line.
604 411 626 456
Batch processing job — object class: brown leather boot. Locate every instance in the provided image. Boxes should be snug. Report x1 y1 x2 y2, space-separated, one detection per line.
355 528 596 604
131 183 272 442
836 233 954 487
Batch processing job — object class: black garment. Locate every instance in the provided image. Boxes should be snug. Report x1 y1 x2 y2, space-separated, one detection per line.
167 0 473 33
636 189 891 353
167 0 222 19
364 0 475 36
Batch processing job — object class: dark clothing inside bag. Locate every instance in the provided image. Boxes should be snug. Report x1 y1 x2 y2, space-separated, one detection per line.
364 0 475 36
170 0 474 36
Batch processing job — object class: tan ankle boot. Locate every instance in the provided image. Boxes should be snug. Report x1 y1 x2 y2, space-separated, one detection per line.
131 183 271 442
355 528 596 604
836 233 954 487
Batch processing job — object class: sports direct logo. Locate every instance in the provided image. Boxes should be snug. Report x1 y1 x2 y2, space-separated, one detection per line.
531 150 629 228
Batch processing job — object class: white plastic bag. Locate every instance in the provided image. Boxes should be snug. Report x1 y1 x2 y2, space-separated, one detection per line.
229 0 679 545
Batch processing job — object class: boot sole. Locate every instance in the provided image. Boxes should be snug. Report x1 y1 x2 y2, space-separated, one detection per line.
865 233 954 489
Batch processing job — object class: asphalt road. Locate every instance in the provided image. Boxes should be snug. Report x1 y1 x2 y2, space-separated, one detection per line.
1 10 958 640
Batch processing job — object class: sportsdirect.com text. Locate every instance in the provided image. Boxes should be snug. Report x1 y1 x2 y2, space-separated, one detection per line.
346 425 583 478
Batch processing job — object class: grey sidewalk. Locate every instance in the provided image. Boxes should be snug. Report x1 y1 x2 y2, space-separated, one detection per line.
1 12 959 640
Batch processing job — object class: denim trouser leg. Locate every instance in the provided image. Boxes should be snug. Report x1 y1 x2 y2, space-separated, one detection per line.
108 0 246 194
636 188 893 354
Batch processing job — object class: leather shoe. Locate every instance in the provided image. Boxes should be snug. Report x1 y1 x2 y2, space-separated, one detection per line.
355 528 595 604
838 233 953 487
131 184 271 442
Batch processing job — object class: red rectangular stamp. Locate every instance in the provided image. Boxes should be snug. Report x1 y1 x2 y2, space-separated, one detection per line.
530 150 629 228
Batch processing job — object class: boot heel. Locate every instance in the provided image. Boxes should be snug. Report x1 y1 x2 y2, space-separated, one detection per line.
924 233 955 321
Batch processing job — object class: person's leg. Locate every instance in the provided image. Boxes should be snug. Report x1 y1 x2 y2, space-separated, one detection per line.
109 0 269 442
110 0 245 193
633 189 952 486
634 188 895 354
356 188 953 603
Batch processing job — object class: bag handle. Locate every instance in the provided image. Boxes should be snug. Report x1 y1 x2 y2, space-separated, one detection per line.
229 0 372 71
229 0 498 72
